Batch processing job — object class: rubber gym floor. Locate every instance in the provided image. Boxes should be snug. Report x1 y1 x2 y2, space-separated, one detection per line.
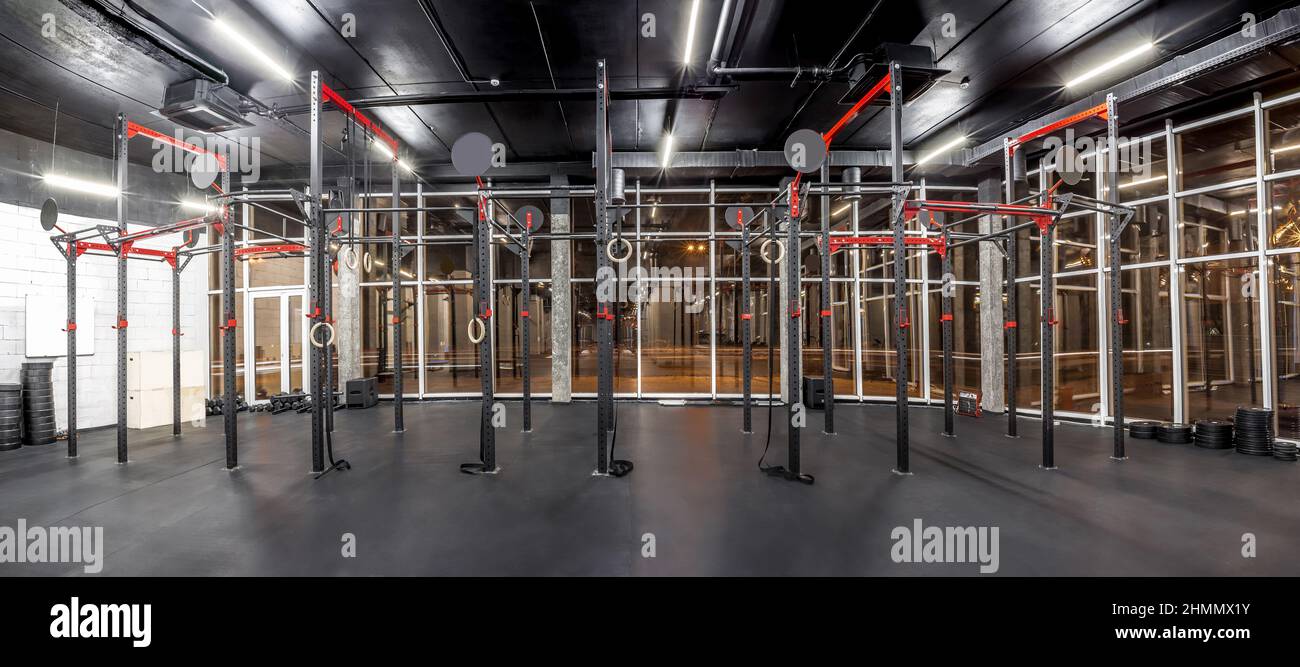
0 401 1295 576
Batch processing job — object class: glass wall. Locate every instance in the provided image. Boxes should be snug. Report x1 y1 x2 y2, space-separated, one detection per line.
222 87 1299 436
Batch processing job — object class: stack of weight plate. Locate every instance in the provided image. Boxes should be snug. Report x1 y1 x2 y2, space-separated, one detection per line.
0 383 21 451
1193 420 1234 449
1129 421 1160 439
21 362 55 447
1156 422 1193 444
1273 439 1298 462
1233 406 1274 457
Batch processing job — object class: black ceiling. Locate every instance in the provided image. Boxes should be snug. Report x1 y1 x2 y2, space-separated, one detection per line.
1 0 1297 184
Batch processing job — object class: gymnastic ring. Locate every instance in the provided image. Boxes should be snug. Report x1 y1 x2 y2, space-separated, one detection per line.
760 239 785 264
341 246 359 271
309 321 335 349
605 237 633 263
363 251 373 273
467 317 487 344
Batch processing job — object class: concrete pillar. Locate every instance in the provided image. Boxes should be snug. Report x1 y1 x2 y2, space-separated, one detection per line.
336 197 363 390
550 175 572 402
977 175 1006 412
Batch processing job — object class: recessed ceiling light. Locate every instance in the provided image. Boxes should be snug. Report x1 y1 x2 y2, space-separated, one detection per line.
1066 42 1154 88
213 18 294 82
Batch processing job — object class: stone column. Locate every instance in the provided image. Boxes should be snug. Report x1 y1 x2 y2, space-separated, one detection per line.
336 198 363 389
977 175 1006 412
550 175 572 402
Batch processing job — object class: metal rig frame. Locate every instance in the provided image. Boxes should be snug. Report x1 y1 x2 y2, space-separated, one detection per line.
49 115 227 463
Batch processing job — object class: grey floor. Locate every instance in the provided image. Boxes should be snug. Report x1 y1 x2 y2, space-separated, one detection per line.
0 400 1296 576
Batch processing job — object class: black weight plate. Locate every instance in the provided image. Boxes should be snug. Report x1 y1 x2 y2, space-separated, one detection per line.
23 438 55 446
0 397 22 406
22 381 53 391
24 420 55 431
0 443 21 452
0 427 21 438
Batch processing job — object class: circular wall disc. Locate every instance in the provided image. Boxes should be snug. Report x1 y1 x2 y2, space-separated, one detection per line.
784 129 827 174
39 197 58 231
190 153 220 190
724 206 755 230
515 205 545 232
451 132 493 177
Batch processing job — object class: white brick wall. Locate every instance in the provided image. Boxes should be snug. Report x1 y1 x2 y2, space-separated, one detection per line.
0 202 208 430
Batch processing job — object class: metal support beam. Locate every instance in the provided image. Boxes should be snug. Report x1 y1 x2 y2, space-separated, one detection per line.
391 159 404 433
784 189 801 476
1106 93 1127 461
65 243 77 458
1041 220 1056 470
890 62 910 475
308 70 324 474
114 113 128 464
595 59 614 476
221 172 237 470
819 162 834 434
741 204 752 433
521 208 532 433
1004 138 1020 440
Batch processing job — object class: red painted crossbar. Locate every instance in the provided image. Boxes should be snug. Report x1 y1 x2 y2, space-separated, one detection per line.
828 236 946 257
1006 102 1108 155
791 73 893 196
127 122 228 170
322 83 399 154
234 244 308 258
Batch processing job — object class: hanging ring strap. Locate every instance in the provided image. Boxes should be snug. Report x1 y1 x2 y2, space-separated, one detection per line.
309 321 335 349
467 317 487 344
605 236 632 263
760 239 785 264
340 246 359 270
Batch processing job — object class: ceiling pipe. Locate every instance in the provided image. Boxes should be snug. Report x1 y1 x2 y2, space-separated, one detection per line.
278 86 735 115
87 0 229 85
707 0 734 72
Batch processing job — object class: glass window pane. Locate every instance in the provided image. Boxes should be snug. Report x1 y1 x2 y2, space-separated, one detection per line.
1267 176 1300 250
361 285 418 394
800 281 855 395
1178 184 1259 258
572 283 636 393
1181 258 1264 421
422 283 481 393
928 284 981 399
1274 253 1300 440
1177 113 1256 191
208 294 244 397
715 280 781 395
860 281 922 398
493 283 553 394
1111 266 1174 421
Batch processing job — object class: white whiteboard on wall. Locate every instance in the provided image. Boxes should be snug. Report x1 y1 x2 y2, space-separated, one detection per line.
25 294 94 357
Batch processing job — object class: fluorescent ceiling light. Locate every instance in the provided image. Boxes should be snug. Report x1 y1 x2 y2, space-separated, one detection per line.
832 203 851 217
180 200 216 214
682 0 702 64
1272 143 1300 155
1066 42 1153 88
1117 175 1165 190
213 18 294 81
44 174 119 198
661 134 675 169
916 135 966 165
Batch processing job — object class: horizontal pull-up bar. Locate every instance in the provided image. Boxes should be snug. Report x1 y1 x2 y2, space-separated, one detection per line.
112 215 214 246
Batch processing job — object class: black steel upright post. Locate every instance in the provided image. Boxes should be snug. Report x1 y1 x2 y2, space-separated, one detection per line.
1041 218 1056 469
942 224 955 437
1004 138 1020 439
521 211 532 432
889 62 909 474
783 188 800 475
741 207 752 433
114 113 128 464
220 182 237 469
476 189 496 470
595 59 613 475
172 262 181 438
391 159 404 433
65 245 77 457
1106 93 1127 460
308 71 325 474
819 163 834 434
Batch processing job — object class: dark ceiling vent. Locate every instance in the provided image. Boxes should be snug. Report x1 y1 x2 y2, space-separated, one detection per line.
838 43 947 106
160 79 252 133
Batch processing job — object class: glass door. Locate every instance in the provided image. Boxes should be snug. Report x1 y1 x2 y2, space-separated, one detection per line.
247 291 307 400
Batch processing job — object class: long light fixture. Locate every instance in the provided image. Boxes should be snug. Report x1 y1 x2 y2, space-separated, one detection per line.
682 0 702 64
1066 42 1153 88
213 18 294 81
832 203 851 217
916 135 966 165
661 134 675 169
1272 143 1300 155
373 140 414 173
181 199 216 214
44 174 119 198
1117 175 1165 190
